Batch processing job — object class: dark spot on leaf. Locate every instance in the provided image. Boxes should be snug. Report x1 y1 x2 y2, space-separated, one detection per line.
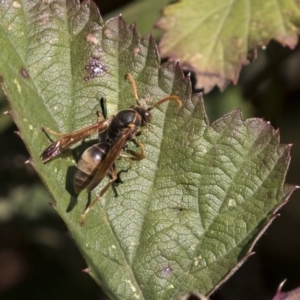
103 26 112 39
84 57 107 81
0 74 4 83
85 33 100 45
161 265 173 276
20 68 29 79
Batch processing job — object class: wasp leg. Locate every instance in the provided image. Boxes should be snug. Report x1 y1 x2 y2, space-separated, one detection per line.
124 138 145 161
96 110 104 122
80 163 117 226
41 126 64 136
134 130 142 137
42 109 104 138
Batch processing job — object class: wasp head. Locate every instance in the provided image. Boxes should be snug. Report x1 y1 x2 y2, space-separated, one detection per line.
134 106 152 127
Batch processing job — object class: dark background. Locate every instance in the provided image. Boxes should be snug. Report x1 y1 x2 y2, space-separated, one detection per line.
1 1 300 299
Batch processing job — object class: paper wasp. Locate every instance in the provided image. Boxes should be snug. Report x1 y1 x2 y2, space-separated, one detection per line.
41 74 182 225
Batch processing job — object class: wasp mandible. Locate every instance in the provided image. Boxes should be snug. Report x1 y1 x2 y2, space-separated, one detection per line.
41 74 182 225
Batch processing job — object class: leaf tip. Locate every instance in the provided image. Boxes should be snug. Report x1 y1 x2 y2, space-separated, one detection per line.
14 130 21 137
129 22 137 31
277 279 287 293
24 157 33 165
140 31 150 42
117 14 125 25
49 202 57 209
3 110 12 117
180 293 208 300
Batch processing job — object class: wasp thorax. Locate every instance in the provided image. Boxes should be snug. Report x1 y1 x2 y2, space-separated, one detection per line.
107 107 150 143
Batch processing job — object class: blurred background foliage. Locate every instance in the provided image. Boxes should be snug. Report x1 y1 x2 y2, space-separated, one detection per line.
1 1 300 299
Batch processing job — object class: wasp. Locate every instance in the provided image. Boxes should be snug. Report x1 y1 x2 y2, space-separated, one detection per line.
41 74 182 225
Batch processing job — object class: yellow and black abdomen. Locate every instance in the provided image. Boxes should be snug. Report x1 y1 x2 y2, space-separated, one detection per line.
74 143 110 194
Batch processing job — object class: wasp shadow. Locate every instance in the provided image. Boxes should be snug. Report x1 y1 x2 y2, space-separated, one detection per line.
65 165 79 212
111 167 131 197
65 163 131 213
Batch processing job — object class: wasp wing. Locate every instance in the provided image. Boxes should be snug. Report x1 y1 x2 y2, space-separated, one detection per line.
86 127 135 192
41 118 112 163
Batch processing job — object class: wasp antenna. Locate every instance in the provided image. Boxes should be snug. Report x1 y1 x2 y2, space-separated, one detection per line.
125 73 139 102
152 95 182 111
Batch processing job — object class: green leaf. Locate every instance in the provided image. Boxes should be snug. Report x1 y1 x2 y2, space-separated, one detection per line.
157 0 300 92
0 0 296 299
104 0 170 40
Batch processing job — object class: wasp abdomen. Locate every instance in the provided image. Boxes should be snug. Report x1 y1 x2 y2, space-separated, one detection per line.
74 143 109 194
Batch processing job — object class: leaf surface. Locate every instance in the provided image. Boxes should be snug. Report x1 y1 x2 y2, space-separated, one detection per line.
0 0 295 298
157 0 300 92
